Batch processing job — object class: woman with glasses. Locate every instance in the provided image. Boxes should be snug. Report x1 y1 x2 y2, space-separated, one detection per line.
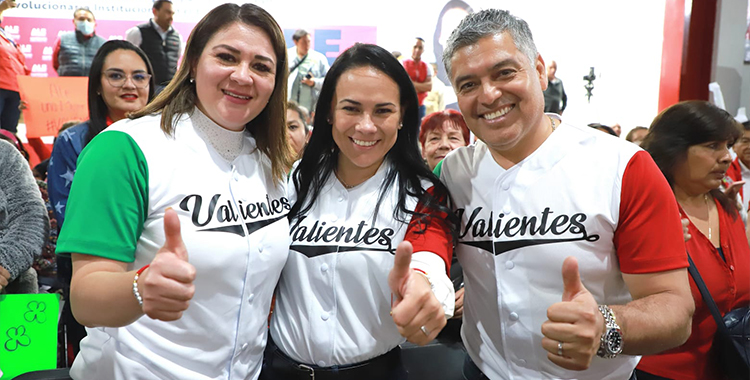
49 40 154 228
47 39 155 364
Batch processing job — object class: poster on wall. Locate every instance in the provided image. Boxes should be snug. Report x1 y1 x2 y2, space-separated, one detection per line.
1 0 377 78
745 3 750 63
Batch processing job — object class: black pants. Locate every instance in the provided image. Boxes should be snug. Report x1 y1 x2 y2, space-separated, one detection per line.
260 337 408 380
0 88 21 133
463 356 640 380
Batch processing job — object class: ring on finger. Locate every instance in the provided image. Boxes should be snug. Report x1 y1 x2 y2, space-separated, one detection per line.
557 341 564 356
420 325 430 336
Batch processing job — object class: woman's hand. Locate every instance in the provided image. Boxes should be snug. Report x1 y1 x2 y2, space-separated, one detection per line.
388 241 447 345
138 208 196 321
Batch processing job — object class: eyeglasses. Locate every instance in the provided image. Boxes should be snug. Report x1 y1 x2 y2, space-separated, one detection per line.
102 69 151 89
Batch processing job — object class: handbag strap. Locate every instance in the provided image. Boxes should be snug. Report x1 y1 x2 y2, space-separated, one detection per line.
685 251 732 336
290 54 308 74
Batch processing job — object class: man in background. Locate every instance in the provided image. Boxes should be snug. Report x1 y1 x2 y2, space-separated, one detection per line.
287 29 329 118
543 60 567 114
402 37 433 125
53 8 106 77
126 0 182 87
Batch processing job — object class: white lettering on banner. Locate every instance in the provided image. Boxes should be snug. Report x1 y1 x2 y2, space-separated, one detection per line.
31 64 48 78
108 35 123 40
20 44 32 59
42 46 52 61
29 27 47 43
5 25 20 40
11 0 228 22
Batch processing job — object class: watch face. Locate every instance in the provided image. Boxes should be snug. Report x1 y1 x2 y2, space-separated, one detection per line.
606 329 623 354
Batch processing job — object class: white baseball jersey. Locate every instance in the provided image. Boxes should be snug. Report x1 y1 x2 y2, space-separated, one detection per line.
270 160 454 367
57 110 290 380
436 117 687 380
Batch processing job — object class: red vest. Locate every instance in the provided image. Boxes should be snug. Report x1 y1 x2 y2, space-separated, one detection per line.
402 59 429 105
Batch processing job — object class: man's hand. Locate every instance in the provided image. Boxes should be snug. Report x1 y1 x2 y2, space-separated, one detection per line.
541 257 604 371
388 241 446 345
139 209 196 321
0 265 10 292
301 72 315 87
452 287 464 319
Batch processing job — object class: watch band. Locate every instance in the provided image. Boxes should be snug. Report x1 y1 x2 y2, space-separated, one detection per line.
597 305 624 358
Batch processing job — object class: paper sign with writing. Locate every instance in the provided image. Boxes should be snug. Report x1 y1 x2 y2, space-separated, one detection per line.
17 76 89 138
0 294 60 380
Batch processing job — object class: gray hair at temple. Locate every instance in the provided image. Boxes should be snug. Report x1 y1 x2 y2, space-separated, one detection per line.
442 9 538 83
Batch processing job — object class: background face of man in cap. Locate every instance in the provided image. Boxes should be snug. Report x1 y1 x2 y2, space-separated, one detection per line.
450 32 547 161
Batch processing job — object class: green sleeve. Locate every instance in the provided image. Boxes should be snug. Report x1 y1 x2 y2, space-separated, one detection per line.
433 159 443 177
56 131 149 263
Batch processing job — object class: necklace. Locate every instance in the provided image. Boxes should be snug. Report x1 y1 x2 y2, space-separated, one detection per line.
334 170 355 189
704 194 712 240
548 116 558 132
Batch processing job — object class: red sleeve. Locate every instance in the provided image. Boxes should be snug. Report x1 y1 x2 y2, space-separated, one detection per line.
404 186 453 274
52 38 61 71
614 150 689 274
726 158 742 183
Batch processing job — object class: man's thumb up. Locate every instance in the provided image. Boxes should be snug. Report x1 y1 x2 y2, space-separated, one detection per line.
388 241 414 304
561 256 588 302
160 208 188 261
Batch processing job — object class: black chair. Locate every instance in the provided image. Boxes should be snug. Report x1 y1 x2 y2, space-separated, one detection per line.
12 369 71 380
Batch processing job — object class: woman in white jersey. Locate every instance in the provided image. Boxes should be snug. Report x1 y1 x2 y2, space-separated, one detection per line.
262 43 457 380
56 4 294 379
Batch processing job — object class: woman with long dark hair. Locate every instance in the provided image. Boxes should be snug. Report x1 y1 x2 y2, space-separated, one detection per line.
636 101 750 380
47 39 155 364
263 43 457 380
55 4 294 379
48 40 155 228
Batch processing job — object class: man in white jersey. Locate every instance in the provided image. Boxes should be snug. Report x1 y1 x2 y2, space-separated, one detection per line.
436 9 695 380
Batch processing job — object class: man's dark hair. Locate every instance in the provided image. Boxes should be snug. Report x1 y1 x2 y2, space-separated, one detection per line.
416 37 425 42
153 0 172 10
292 29 309 42
73 7 94 20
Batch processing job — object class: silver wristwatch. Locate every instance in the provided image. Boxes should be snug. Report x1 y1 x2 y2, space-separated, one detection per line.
597 305 623 358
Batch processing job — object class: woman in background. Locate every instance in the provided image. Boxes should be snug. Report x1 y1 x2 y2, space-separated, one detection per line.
419 109 470 170
637 101 750 380
286 100 310 159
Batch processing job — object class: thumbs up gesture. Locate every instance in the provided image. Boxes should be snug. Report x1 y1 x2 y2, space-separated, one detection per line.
541 256 605 371
137 208 196 322
388 241 447 346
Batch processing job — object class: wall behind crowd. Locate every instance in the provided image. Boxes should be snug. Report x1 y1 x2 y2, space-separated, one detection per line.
3 0 668 135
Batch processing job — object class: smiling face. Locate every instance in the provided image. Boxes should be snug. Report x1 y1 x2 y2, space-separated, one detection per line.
733 130 750 167
673 141 733 194
99 49 150 122
450 33 548 165
194 22 276 131
331 65 402 180
421 121 467 169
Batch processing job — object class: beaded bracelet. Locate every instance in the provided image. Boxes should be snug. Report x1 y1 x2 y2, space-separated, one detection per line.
132 264 150 307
